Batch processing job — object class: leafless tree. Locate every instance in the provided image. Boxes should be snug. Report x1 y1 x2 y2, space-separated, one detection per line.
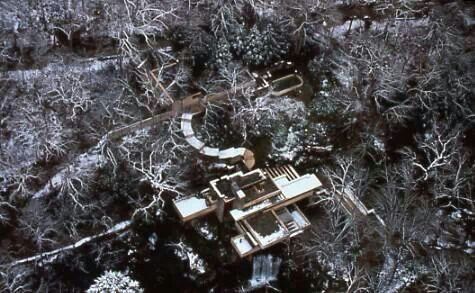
405 127 459 182
48 75 92 121
422 252 473 293
400 123 473 210
302 199 362 288
0 266 35 293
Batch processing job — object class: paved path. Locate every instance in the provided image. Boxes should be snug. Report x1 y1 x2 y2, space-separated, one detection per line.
106 81 256 169
106 81 255 140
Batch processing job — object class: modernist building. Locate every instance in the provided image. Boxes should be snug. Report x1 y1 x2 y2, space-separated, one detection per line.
172 166 323 257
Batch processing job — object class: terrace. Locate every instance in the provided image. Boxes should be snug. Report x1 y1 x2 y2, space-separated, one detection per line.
172 165 323 257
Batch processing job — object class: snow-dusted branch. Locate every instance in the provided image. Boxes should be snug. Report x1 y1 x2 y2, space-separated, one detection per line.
5 220 131 267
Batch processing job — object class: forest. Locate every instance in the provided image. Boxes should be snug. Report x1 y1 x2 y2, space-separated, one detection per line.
0 0 474 292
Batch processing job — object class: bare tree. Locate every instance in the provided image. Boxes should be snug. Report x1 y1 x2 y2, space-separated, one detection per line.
401 123 473 209
48 75 92 121
423 252 473 293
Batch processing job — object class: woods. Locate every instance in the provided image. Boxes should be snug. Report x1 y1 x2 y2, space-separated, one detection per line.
0 0 474 292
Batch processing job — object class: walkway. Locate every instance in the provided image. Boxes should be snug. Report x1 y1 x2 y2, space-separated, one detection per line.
107 61 304 169
180 112 255 169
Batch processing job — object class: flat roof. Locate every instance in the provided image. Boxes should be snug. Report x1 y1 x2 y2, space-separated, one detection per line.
275 174 322 199
290 209 309 228
174 196 209 219
231 234 255 256
211 170 265 199
218 147 246 160
181 120 194 137
185 136 205 150
233 169 265 188
247 212 288 248
200 146 220 157
272 175 289 186
242 178 279 204
181 113 194 121
229 198 274 221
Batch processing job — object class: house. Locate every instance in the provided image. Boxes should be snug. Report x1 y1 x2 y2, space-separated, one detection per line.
172 166 323 257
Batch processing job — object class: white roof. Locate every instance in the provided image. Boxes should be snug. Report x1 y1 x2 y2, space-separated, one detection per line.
252 222 287 247
236 189 246 199
181 120 194 137
181 113 194 121
231 234 254 256
291 210 308 228
218 147 246 160
272 175 289 186
185 136 205 150
276 174 322 199
174 197 208 218
200 146 220 157
229 199 273 221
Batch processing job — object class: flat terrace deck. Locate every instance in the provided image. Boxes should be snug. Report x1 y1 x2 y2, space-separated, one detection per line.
241 178 280 205
172 167 324 257
231 204 311 257
173 195 216 222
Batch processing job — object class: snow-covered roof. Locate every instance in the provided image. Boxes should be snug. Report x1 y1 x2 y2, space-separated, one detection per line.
272 175 289 186
174 197 209 219
275 174 322 199
291 210 309 228
181 113 194 121
181 120 194 137
218 147 246 160
236 189 246 199
200 146 220 157
185 136 205 150
252 221 288 248
229 199 274 221
231 234 255 256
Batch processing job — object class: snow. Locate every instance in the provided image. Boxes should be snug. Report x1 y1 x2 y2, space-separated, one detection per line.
272 175 289 186
2 56 125 81
276 174 322 199
253 224 287 247
230 199 273 221
148 233 158 251
170 242 206 274
232 234 254 256
377 254 418 293
371 18 430 33
195 222 217 241
450 210 462 220
272 126 301 161
218 147 246 160
371 135 386 152
10 220 132 266
109 221 132 232
200 146 220 157
174 196 209 218
185 136 205 150
291 210 308 228
87 270 143 293
331 20 366 38
187 252 206 274
319 79 331 97
33 143 106 199
181 119 194 137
